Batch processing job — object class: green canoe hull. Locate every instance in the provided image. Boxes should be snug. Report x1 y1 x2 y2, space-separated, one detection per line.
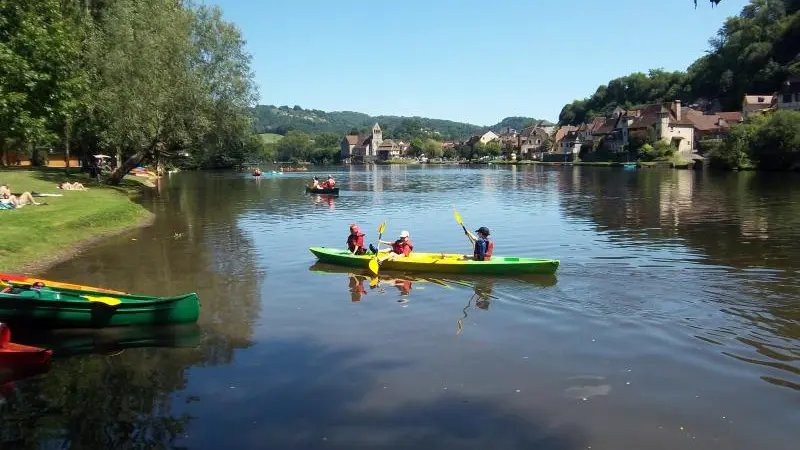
305 187 339 195
0 285 200 328
308 247 560 275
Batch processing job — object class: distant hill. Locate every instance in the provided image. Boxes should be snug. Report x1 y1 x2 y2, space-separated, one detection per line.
251 105 551 140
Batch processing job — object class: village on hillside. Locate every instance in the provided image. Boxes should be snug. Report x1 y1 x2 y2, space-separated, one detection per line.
341 75 800 165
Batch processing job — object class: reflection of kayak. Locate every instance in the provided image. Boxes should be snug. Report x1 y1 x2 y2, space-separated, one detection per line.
0 323 52 367
305 187 339 195
0 273 126 294
308 262 558 287
0 284 200 328
309 247 559 275
11 324 202 357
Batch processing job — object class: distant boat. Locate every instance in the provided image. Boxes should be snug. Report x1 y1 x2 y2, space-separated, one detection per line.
623 163 637 169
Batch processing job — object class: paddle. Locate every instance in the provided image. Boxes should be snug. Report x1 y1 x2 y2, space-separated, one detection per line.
453 207 472 246
368 221 386 275
81 295 121 307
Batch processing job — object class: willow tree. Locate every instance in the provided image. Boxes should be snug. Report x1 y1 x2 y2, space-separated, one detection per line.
94 0 256 184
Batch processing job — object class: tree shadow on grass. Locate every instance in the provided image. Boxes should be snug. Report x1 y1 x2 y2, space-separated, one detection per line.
179 337 589 450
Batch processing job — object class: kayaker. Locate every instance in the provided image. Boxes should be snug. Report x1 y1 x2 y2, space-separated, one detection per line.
466 226 493 261
309 176 321 189
378 230 413 263
347 224 367 255
321 175 335 189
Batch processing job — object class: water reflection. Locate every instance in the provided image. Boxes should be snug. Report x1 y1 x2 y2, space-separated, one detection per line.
309 263 557 335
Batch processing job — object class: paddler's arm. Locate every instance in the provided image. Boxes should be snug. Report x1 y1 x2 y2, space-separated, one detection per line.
465 230 477 244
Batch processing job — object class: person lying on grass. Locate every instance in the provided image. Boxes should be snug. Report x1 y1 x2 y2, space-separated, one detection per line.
57 182 88 190
0 185 41 208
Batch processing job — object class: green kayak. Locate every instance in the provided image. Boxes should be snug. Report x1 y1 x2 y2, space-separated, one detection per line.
309 247 560 275
0 284 200 328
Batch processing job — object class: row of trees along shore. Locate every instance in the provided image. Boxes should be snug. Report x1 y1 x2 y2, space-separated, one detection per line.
0 0 259 184
269 131 515 164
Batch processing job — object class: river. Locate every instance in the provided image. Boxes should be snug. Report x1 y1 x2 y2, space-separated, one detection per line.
2 166 797 449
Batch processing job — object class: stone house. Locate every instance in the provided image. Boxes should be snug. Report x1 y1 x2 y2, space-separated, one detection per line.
742 94 775 119
518 126 550 159
624 101 695 158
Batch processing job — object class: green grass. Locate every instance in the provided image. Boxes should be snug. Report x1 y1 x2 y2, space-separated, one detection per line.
259 133 284 144
0 168 152 272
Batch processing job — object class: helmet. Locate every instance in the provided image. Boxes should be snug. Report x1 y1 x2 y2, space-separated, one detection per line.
399 230 410 238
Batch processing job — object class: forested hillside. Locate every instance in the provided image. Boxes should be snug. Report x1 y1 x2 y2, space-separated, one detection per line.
559 0 800 125
251 105 549 140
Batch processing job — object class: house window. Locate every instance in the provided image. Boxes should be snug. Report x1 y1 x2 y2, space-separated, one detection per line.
758 97 765 103
784 94 793 103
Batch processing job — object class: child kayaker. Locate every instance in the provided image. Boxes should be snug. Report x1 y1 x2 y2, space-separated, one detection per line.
347 224 367 255
378 230 413 263
466 226 493 261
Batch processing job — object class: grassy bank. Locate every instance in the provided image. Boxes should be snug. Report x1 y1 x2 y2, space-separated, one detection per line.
0 168 153 273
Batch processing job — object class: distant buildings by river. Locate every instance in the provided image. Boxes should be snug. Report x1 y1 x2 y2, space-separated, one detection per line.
340 75 800 165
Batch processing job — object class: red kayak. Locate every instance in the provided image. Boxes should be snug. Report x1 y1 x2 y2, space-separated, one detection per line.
0 323 52 367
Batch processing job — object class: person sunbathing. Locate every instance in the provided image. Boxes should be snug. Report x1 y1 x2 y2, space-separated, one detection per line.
0 185 40 208
57 182 88 190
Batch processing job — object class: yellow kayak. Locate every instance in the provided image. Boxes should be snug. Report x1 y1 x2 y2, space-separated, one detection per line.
309 247 559 275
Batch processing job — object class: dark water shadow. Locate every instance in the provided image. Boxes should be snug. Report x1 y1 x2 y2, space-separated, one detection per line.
184 337 588 450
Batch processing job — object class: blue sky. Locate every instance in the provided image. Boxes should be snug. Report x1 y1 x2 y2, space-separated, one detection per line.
208 0 748 125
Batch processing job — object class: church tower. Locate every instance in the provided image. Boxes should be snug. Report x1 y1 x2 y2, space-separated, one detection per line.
371 123 383 157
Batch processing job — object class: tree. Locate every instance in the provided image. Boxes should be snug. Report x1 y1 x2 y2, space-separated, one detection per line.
423 139 442 158
485 141 502 158
276 131 312 161
0 0 85 165
750 110 800 170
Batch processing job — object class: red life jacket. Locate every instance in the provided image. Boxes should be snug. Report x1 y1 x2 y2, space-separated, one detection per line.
391 239 413 256
347 232 365 253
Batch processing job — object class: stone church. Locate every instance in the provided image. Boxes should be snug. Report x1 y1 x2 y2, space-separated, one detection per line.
341 123 382 164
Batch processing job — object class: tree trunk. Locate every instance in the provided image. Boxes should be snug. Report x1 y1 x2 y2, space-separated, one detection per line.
0 139 6 167
64 118 72 175
107 149 150 185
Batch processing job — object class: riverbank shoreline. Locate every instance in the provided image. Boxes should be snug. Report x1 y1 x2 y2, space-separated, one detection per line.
378 160 696 169
0 168 155 274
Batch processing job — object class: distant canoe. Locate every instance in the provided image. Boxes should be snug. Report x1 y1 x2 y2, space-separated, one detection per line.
305 186 339 195
623 164 637 169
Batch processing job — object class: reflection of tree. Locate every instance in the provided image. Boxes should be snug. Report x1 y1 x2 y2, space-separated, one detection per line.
558 168 800 272
43 173 264 364
0 347 200 448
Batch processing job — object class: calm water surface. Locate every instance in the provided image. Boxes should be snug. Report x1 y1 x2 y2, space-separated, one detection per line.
2 166 798 449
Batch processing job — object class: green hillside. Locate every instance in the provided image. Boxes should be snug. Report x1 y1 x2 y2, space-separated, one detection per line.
251 105 550 140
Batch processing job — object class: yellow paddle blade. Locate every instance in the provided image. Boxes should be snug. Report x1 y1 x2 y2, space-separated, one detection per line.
368 258 380 275
82 295 121 306
369 277 380 288
453 208 464 226
378 221 386 234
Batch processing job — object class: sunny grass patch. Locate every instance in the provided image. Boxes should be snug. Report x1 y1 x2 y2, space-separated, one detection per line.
0 169 151 272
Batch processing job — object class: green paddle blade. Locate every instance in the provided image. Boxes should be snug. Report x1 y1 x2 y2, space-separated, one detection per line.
82 295 122 306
